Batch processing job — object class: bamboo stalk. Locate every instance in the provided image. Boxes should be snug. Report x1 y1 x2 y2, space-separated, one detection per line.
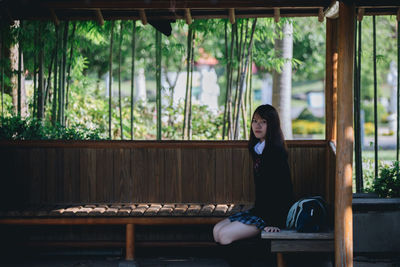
183 27 192 140
156 29 162 140
109 20 115 139
65 21 77 125
59 21 69 126
37 22 44 119
222 20 229 139
131 21 136 140
44 24 56 110
52 25 59 126
118 21 124 140
397 16 400 162
188 29 195 139
0 21 3 117
18 21 22 117
234 19 257 140
33 22 38 117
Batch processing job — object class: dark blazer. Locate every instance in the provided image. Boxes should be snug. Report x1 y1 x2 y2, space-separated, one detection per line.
249 145 294 228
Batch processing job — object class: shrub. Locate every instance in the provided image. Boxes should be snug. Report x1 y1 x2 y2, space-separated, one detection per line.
0 116 103 140
366 161 400 198
292 120 324 135
363 122 375 136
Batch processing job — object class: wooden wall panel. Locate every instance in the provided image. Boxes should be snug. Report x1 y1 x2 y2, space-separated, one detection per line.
45 149 57 204
164 148 182 203
131 148 147 203
80 149 97 203
146 148 165 203
215 148 233 203
197 148 216 203
0 141 331 206
181 149 196 203
64 148 81 203
113 148 131 202
55 148 64 203
29 148 44 205
231 148 251 203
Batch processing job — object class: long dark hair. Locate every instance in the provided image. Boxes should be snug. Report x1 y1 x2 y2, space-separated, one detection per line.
248 104 287 157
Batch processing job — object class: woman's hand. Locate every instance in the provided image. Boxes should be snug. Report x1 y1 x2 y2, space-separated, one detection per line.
264 226 280 232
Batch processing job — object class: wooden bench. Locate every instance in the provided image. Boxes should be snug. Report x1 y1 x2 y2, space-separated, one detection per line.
261 230 334 267
0 203 252 260
0 140 335 261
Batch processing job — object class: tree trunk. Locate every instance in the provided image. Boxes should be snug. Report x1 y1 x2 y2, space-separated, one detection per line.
10 21 26 117
272 21 293 140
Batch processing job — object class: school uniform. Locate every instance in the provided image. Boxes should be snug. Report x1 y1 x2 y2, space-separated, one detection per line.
229 141 294 229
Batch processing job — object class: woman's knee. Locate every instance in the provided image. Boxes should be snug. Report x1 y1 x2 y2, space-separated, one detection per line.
217 228 234 245
213 225 220 242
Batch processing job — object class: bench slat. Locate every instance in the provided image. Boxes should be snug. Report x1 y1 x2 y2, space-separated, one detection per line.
271 240 334 252
261 230 334 240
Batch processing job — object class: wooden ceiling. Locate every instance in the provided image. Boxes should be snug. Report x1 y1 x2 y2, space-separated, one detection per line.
1 0 400 22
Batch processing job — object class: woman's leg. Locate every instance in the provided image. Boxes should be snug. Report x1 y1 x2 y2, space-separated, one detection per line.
218 221 260 245
213 218 231 243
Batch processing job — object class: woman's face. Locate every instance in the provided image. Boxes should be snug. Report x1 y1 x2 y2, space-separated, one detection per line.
252 113 267 142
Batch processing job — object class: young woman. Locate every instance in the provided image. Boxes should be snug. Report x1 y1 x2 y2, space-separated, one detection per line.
213 104 294 245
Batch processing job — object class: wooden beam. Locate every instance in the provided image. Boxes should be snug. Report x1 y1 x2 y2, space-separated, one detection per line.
357 8 364 21
325 18 338 142
185 8 192 24
229 8 235 24
335 2 354 267
274 8 280 22
139 9 147 25
95 8 104 26
318 7 324 22
49 9 59 26
33 0 333 9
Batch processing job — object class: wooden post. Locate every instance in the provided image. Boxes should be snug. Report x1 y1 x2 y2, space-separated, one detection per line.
325 18 338 143
325 18 338 207
276 253 287 267
126 223 135 260
335 2 354 267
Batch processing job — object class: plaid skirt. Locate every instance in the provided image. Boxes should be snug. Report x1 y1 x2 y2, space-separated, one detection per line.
228 210 267 230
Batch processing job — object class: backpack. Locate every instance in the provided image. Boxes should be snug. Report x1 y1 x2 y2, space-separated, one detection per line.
286 196 328 232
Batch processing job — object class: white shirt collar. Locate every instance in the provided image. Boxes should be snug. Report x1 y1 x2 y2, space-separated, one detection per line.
254 140 265 155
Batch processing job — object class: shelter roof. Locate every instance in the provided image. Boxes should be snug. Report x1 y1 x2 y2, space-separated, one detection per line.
1 0 400 22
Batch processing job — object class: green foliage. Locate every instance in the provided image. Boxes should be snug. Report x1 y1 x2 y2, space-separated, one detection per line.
361 101 387 123
0 115 103 140
363 122 375 136
366 161 400 198
292 120 324 135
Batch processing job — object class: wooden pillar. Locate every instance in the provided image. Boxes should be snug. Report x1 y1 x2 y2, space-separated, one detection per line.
325 18 338 143
335 2 354 267
325 18 338 208
126 224 135 260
